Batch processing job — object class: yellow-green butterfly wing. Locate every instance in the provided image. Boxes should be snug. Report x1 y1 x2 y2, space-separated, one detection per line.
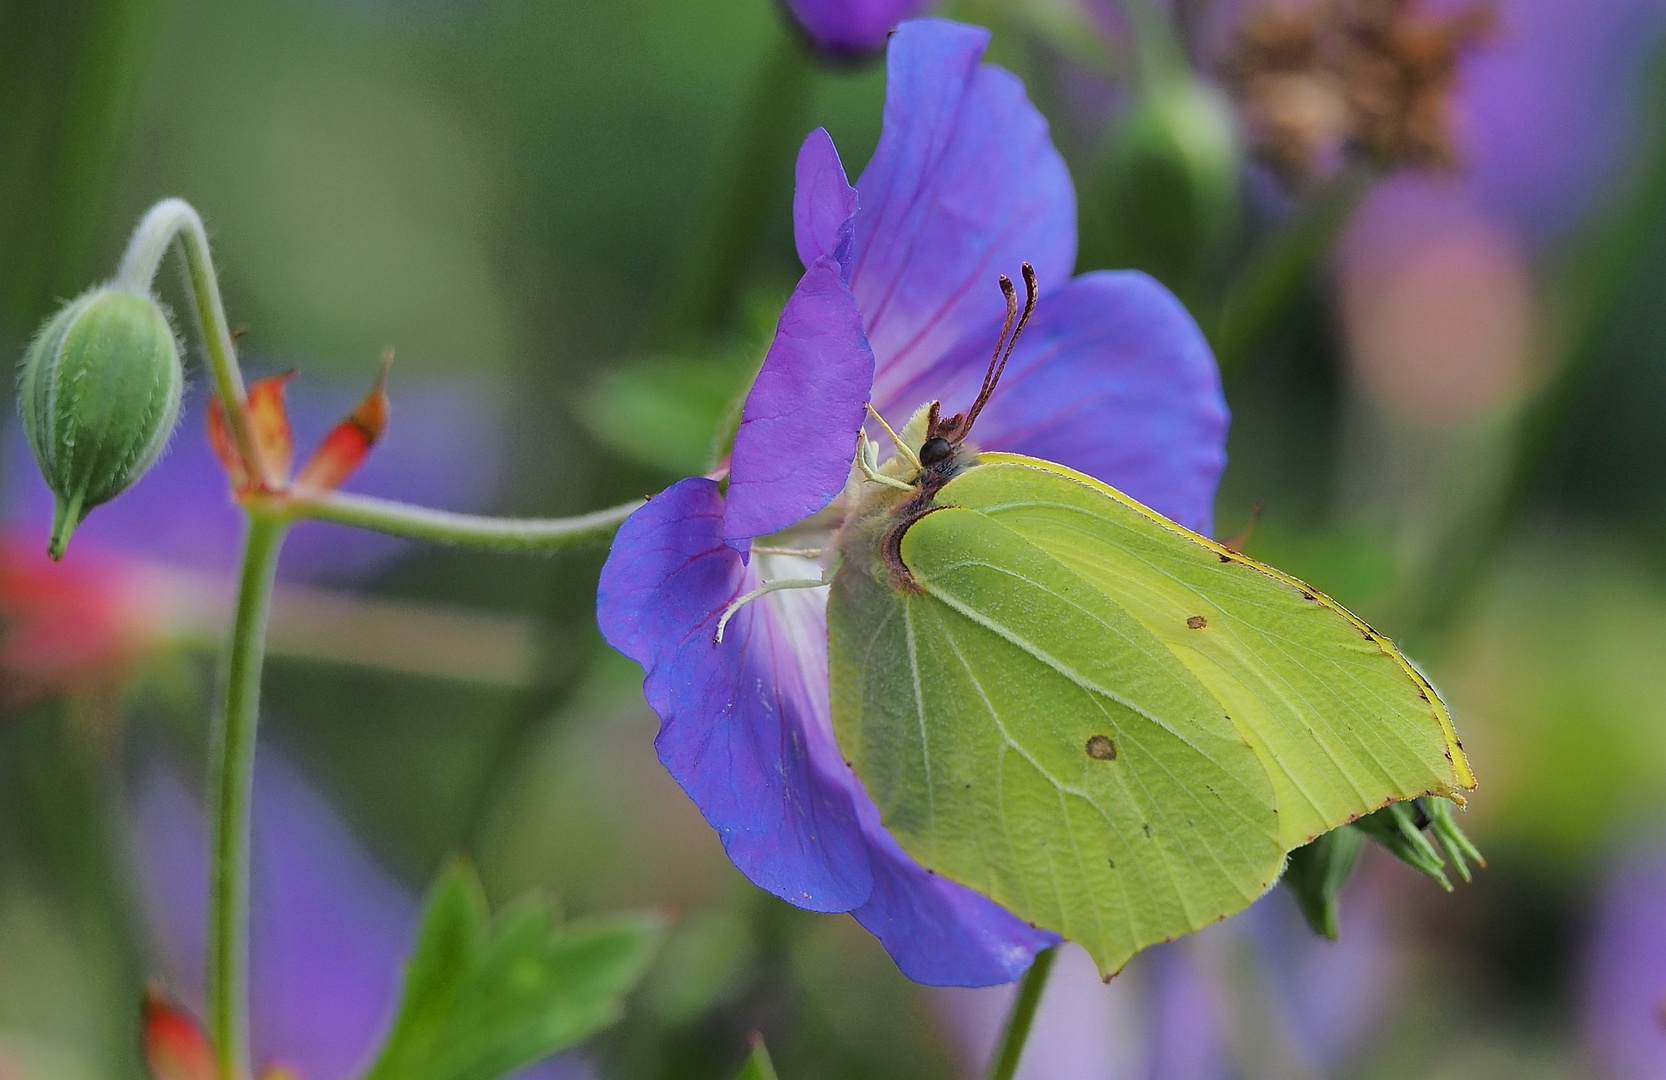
827 452 1473 976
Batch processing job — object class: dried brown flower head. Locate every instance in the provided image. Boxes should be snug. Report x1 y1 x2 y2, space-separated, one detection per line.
1224 0 1493 184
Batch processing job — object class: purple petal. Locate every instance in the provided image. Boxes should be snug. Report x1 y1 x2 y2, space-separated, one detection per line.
850 19 1076 390
602 479 1055 984
132 756 415 1080
2 375 506 584
850 804 1059 986
722 260 875 550
599 478 874 911
783 0 930 55
1584 838 1666 1079
877 271 1228 537
794 129 860 274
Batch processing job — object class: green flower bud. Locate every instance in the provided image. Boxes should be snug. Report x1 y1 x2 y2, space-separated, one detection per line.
1094 77 1242 297
18 285 184 559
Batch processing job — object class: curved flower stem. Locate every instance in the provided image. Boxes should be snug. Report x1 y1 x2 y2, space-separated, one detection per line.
985 945 1058 1080
116 198 273 490
205 509 287 1078
280 490 644 552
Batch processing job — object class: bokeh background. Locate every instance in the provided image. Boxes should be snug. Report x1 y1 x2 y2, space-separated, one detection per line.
3 0 1666 1077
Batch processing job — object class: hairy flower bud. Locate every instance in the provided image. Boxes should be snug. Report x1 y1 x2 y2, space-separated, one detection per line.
18 286 184 559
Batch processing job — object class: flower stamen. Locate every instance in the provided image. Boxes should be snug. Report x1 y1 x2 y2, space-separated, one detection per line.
714 573 835 643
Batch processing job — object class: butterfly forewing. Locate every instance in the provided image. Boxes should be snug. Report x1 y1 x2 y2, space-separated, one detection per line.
942 454 1474 849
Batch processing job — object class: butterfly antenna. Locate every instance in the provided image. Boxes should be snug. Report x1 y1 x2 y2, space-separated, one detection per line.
977 274 1020 408
964 262 1037 434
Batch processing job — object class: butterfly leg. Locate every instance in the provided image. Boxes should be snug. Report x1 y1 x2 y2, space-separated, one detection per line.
856 431 915 492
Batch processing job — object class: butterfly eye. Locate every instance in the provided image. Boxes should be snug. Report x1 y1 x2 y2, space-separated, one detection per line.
918 437 954 466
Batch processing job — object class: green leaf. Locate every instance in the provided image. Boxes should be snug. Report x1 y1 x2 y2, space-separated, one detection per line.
582 354 754 474
732 1036 779 1080
1281 825 1366 940
362 860 664 1080
829 453 1474 976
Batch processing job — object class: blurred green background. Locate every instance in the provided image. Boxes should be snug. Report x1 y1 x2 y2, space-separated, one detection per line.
3 0 1666 1077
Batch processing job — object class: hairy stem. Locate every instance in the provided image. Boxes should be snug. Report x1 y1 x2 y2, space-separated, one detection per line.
116 198 271 489
280 490 644 552
985 946 1058 1080
205 511 286 1077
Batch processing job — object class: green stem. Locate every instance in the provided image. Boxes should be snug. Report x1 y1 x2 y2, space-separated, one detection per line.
281 490 643 552
1113 0 1189 88
985 946 1058 1080
655 28 813 346
115 198 270 488
1212 166 1372 373
206 511 287 1078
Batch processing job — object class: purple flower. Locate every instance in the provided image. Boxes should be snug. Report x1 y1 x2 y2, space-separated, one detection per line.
782 0 932 56
597 18 1228 987
133 755 593 1080
1583 837 1666 1079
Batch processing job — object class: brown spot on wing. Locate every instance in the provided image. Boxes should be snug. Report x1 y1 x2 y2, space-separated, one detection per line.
1085 735 1117 761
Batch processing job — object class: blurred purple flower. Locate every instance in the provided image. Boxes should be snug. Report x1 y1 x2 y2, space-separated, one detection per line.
783 0 930 55
1455 0 1666 241
3 372 506 585
1348 0 1666 245
597 17 1227 988
938 874 1401 1079
132 755 593 1080
1243 873 1402 1075
1337 0 1666 421
1584 837 1666 1079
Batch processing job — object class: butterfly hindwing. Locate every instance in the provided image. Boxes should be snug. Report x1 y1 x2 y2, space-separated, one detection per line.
829 483 1283 977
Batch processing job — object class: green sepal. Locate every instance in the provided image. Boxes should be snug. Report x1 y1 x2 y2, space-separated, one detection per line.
360 859 664 1080
1281 824 1366 940
732 1036 779 1080
1424 797 1486 883
18 285 183 559
1353 798 1483 891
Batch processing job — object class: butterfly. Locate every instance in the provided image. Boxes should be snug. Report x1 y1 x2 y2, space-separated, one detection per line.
824 264 1475 976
